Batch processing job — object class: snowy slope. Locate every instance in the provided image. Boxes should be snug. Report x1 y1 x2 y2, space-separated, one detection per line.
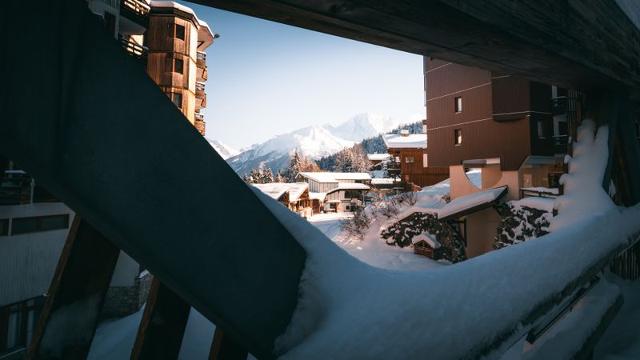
206 138 239 160
227 113 403 175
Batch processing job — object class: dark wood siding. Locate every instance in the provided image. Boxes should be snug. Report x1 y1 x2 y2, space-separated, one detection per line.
388 148 449 187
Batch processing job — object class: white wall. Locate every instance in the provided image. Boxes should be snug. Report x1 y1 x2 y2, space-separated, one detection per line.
0 203 73 306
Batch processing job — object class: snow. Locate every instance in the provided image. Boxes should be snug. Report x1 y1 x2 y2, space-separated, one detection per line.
252 182 309 202
418 169 481 198
522 279 621 359
333 182 370 191
371 178 395 185
430 186 507 219
367 153 391 161
511 196 555 213
521 186 560 195
206 138 239 160
595 274 640 359
308 192 326 202
550 119 615 231
149 1 213 37
249 119 640 359
382 133 427 149
298 172 371 183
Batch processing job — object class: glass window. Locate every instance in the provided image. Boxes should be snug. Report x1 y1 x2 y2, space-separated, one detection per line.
423 154 428 168
405 157 415 164
454 96 462 112
11 214 69 235
175 24 185 40
454 129 462 145
172 93 183 109
174 58 183 74
0 298 41 355
537 120 546 139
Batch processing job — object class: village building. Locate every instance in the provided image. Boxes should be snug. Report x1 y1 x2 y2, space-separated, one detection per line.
252 183 313 218
383 130 449 188
297 172 371 212
423 57 572 257
0 1 216 356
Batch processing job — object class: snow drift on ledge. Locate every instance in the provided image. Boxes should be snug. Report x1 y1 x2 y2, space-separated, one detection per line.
250 119 640 360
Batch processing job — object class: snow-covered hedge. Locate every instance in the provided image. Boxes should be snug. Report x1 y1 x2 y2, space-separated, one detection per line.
494 201 552 249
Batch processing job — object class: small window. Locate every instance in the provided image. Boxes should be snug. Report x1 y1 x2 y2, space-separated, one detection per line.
537 120 546 139
405 156 415 164
0 219 8 236
454 129 462 145
454 96 462 113
423 154 428 168
174 58 184 74
11 214 69 235
175 24 185 40
172 93 183 109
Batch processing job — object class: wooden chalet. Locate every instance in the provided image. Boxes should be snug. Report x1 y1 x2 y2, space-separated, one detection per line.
297 172 371 212
252 183 313 217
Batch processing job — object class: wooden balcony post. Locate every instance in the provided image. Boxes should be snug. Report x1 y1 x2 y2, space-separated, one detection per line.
27 216 120 360
209 328 248 360
131 278 191 360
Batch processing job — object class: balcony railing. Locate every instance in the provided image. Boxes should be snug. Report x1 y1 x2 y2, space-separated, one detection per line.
120 0 150 27
119 36 148 64
195 82 206 97
196 51 207 68
194 112 204 122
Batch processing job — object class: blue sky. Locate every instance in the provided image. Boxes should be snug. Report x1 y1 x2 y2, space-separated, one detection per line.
181 1 424 149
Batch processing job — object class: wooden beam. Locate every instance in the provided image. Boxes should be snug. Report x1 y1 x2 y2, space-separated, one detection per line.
1 1 306 358
27 216 120 360
131 278 191 360
210 328 249 360
194 0 640 92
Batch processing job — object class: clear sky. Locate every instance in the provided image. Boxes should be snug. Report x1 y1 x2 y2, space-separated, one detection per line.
181 1 425 149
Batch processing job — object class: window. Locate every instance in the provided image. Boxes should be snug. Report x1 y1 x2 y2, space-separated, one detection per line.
405 156 415 164
0 297 43 355
175 24 185 40
174 58 184 74
11 214 69 235
423 154 428 168
454 96 462 113
0 219 7 236
172 93 183 109
454 129 462 145
537 120 546 139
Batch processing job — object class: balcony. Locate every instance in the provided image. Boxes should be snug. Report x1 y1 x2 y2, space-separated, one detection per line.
120 0 150 28
196 51 207 68
119 36 148 64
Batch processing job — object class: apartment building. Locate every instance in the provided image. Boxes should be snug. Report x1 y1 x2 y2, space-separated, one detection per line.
0 1 216 357
423 57 572 257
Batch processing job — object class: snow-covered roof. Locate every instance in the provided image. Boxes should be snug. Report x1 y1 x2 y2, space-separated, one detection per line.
309 192 326 202
434 186 508 220
382 133 427 149
252 182 309 202
299 172 371 183
150 1 215 47
512 197 555 212
335 183 370 191
413 233 441 249
521 187 560 195
367 153 391 161
371 178 395 185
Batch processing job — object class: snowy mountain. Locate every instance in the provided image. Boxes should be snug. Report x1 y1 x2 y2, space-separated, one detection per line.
227 113 403 175
206 139 239 160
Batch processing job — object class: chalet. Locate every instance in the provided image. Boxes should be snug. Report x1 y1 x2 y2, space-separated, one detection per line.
383 130 449 187
423 57 571 257
297 172 371 212
366 153 391 170
252 183 313 217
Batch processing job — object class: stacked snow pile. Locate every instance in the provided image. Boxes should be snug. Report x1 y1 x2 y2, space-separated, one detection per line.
551 119 615 231
247 120 639 359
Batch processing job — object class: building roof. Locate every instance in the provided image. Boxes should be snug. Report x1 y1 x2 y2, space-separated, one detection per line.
299 172 371 183
367 153 392 161
150 1 215 48
434 186 508 220
371 178 396 185
252 182 309 202
309 192 327 202
382 133 427 149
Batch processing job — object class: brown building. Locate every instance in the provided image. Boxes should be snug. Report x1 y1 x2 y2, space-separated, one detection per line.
383 130 449 188
145 2 216 135
423 57 571 258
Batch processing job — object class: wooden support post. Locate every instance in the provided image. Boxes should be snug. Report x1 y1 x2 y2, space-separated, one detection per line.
131 278 191 360
28 216 121 360
210 328 248 360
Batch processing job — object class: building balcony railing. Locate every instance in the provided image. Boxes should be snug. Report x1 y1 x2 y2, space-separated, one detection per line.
119 36 148 64
195 112 204 122
196 51 207 68
120 0 150 27
195 82 206 98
